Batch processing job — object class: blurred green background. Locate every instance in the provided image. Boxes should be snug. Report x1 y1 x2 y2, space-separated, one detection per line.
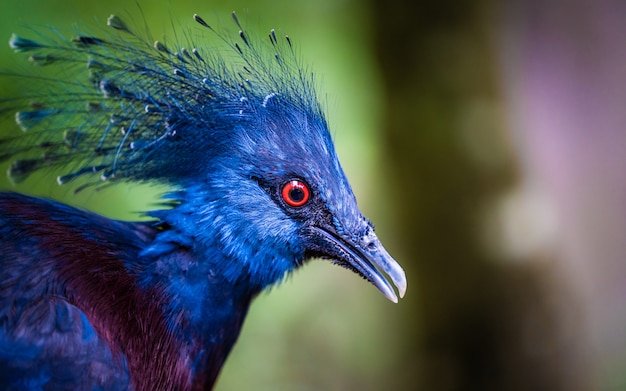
2 0 625 390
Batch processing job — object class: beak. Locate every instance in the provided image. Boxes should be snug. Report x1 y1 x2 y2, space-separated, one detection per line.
308 224 407 303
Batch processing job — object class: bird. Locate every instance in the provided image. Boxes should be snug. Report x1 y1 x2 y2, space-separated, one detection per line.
0 11 406 390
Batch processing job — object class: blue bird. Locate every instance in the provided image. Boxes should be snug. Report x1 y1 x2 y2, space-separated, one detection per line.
0 12 406 390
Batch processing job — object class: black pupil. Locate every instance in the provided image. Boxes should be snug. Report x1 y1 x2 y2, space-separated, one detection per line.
289 187 305 202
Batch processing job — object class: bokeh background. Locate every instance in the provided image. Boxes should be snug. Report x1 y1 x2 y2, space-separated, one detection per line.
1 0 624 390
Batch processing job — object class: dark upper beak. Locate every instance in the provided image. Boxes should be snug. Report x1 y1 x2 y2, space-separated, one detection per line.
308 223 407 303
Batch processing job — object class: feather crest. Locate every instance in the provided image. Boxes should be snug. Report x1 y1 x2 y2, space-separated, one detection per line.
1 13 325 189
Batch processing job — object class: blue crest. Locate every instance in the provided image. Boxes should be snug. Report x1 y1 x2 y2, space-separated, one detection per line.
3 13 328 190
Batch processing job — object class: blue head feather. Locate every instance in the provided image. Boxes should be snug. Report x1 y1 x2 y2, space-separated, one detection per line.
5 13 324 187
3 12 405 294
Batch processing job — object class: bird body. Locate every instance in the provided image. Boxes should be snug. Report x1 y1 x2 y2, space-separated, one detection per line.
0 192 250 389
0 12 406 390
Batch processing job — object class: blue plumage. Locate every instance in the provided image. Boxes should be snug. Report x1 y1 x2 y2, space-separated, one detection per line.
0 12 406 390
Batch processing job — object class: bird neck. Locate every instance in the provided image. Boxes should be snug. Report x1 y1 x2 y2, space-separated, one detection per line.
138 187 301 387
134 244 255 389
136 184 304 385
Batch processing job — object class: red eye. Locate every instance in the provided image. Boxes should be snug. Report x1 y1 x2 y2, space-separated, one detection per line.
282 180 310 207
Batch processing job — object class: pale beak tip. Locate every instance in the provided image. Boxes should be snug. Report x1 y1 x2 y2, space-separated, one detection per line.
396 271 407 299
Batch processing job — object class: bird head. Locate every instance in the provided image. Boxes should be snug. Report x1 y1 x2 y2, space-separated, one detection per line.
3 13 406 301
